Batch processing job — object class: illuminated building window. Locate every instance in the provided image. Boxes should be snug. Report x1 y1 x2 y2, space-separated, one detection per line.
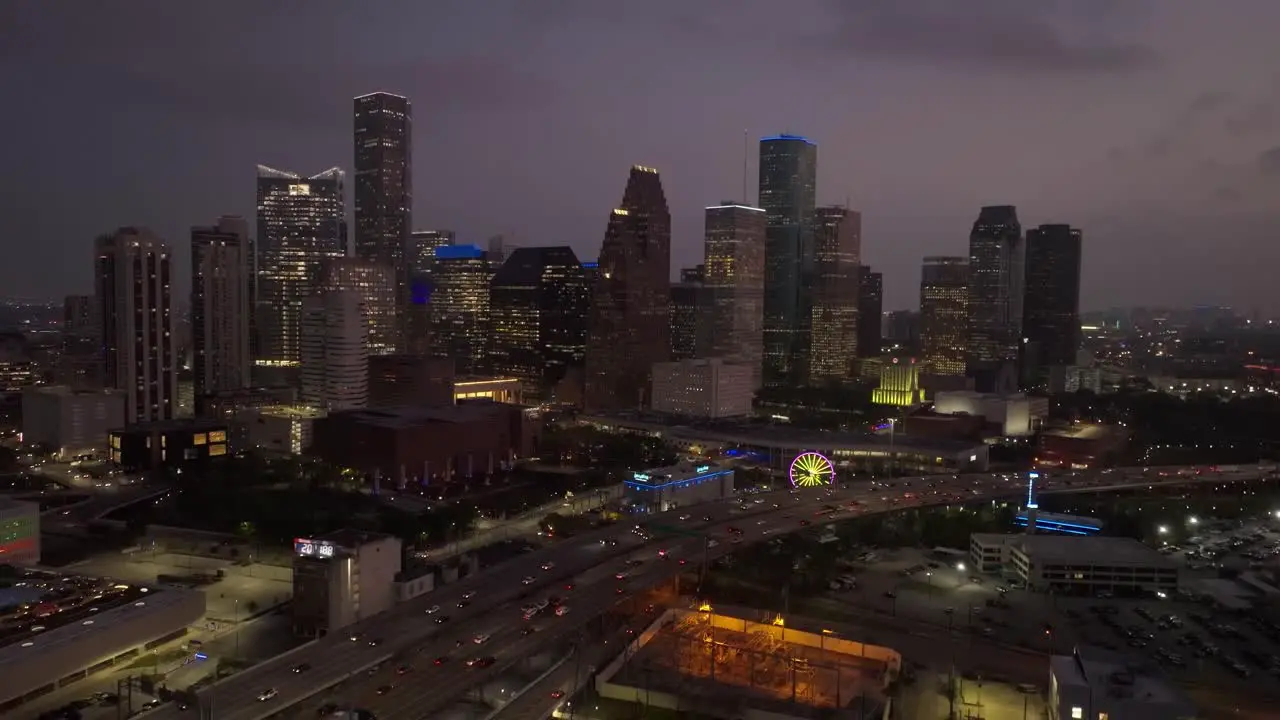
193 433 207 445
209 430 227 443
209 444 227 457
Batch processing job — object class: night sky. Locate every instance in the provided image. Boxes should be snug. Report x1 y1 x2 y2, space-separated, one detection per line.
4 1 1280 312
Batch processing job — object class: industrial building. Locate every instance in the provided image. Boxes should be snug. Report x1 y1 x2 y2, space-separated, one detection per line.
291 530 402 638
623 462 735 513
0 578 205 713
595 608 900 718
1049 646 1196 720
21 386 125 460
970 534 1179 595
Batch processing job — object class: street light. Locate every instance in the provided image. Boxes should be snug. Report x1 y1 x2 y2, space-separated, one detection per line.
1157 525 1169 535
956 562 966 572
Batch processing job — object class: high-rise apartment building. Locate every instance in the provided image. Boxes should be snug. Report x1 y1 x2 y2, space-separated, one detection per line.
408 230 455 279
857 267 883 358
919 257 969 377
429 245 493 375
1022 224 1083 384
353 92 411 278
300 291 368 412
488 246 589 394
808 206 861 384
670 266 705 361
584 166 671 411
702 204 766 386
94 228 177 424
254 166 346 380
316 258 399 356
60 295 98 389
966 205 1024 373
758 134 817 389
191 217 252 408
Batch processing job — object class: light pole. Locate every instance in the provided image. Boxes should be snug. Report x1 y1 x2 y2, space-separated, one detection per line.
233 599 240 658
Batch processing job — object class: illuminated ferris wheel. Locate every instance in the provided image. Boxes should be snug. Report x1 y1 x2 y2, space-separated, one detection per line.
789 452 835 488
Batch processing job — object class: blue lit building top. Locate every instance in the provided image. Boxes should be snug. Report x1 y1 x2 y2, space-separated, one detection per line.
622 462 736 513
581 261 599 269
760 134 816 145
434 244 484 260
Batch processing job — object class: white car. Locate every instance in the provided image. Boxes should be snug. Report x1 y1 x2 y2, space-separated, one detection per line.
425 605 441 614
462 591 477 600
473 633 491 644
256 688 278 702
678 514 691 521
541 562 555 571
521 576 536 585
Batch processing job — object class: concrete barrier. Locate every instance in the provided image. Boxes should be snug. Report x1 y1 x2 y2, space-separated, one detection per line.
478 654 572 720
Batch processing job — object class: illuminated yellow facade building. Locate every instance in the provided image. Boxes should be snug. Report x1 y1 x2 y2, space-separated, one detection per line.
452 377 522 405
919 257 968 377
871 355 927 406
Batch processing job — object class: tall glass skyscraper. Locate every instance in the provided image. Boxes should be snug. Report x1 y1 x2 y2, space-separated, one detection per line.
1022 224 1083 384
584 166 671 411
966 205 1024 375
919 256 969 377
758 135 817 389
808 206 861 384
254 165 346 379
354 92 411 352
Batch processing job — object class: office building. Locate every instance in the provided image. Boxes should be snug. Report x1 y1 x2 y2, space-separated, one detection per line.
254 165 346 379
300 292 368 412
191 217 252 408
317 257 399 356
934 390 1049 437
408 230 455 278
1049 646 1197 720
94 227 177 424
669 266 705 361
0 498 39 566
429 245 492 375
758 135 817 388
59 294 99 389
488 246 589 395
702 203 766 385
109 419 229 471
353 92 411 290
292 530 402 638
970 534 1179 595
857 267 883 359
1023 224 1083 388
871 355 926 406
809 206 861 384
235 405 327 456
651 358 754 419
22 386 125 460
967 205 1024 374
368 355 454 408
584 166 672 411
919 257 969 377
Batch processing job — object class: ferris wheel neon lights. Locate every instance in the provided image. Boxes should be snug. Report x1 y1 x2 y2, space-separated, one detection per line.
790 452 835 488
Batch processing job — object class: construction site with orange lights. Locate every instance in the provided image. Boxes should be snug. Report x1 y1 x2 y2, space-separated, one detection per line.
593 608 902 719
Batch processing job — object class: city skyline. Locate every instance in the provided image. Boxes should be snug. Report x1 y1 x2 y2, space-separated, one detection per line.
5 3 1280 311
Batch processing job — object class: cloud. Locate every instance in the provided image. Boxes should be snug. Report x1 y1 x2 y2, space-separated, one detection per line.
1257 147 1280 177
821 0 1158 75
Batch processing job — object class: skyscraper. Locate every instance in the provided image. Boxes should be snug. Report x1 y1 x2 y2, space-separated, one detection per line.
95 228 177 423
919 257 969 377
1022 224 1083 383
583 166 671 411
191 217 251 408
966 205 1024 374
59 294 99 389
857 267 883 358
316 257 399 356
702 204 766 386
758 134 817 388
429 245 493 375
808 207 861 384
408 230 455 279
300 291 368 411
353 92 411 273
254 165 345 379
488 246 589 394
669 266 705 361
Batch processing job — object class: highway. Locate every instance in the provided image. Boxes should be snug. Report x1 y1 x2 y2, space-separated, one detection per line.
139 464 1274 720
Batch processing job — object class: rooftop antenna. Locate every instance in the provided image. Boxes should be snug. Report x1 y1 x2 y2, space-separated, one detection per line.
741 129 749 206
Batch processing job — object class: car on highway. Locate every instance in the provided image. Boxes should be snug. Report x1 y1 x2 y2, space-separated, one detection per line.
433 656 448 665
541 561 555 570
425 605 441 614
521 576 536 584
473 633 491 644
396 664 412 675
466 656 496 668
435 614 450 624
457 599 471 608
291 662 311 673
462 591 476 600
256 688 278 702
376 684 393 695
556 605 570 616
615 571 630 580
550 690 566 699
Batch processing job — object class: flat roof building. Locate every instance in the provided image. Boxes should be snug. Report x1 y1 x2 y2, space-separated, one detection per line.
970 534 1179 595
651 358 754 419
1049 645 1197 720
292 529 401 638
21 386 125 460
623 461 735 513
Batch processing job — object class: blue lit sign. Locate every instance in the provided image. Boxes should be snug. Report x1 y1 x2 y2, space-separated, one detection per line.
632 472 652 482
1026 472 1039 510
582 261 599 269
761 134 816 145
695 465 709 473
1014 515 1100 534
194 652 208 661
434 244 484 260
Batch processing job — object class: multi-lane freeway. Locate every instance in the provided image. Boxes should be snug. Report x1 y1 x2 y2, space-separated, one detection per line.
140 464 1273 720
